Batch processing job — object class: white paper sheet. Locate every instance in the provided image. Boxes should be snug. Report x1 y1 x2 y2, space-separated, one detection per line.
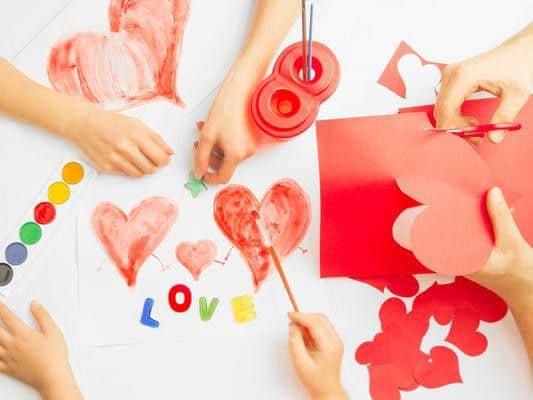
11 0 254 110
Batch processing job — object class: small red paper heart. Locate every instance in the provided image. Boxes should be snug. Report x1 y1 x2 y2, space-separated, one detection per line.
176 240 217 280
92 197 178 286
413 346 462 388
48 0 190 107
213 179 311 289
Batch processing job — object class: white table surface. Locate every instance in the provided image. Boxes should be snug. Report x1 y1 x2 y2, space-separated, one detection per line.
1 1 533 399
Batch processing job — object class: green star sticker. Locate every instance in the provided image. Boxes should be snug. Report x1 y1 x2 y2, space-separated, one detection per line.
184 172 208 199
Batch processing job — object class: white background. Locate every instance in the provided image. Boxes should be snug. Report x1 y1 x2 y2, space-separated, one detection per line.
1 1 533 399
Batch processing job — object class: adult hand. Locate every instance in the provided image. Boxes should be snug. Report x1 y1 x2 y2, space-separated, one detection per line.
435 24 533 143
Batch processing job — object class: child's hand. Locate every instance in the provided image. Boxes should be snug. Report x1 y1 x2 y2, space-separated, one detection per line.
435 24 533 143
288 313 348 400
194 63 261 184
67 105 173 178
469 188 533 304
0 301 82 399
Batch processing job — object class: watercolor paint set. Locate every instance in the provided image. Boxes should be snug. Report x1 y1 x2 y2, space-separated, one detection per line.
0 160 95 298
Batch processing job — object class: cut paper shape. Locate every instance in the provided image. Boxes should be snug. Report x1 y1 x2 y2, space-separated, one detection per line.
317 103 533 276
378 41 445 98
0 263 14 287
413 346 462 388
48 181 70 205
48 0 190 108
176 240 217 280
232 294 256 324
5 242 28 266
34 202 56 225
62 162 84 185
396 97 533 275
168 284 192 313
316 113 432 278
140 297 160 328
214 179 311 289
92 197 178 286
353 276 420 298
356 278 507 400
199 297 219 322
184 172 208 199
19 222 42 245
396 54 442 103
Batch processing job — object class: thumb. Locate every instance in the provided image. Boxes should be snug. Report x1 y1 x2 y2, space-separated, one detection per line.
486 187 523 248
31 301 60 336
488 90 529 143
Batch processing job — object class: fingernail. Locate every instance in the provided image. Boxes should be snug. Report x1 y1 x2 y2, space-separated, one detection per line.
489 130 505 143
490 187 504 203
31 300 41 307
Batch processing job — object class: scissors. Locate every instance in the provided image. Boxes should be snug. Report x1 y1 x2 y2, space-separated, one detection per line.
425 122 522 138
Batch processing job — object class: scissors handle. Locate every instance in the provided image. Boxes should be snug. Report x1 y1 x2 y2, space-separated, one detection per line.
426 122 522 137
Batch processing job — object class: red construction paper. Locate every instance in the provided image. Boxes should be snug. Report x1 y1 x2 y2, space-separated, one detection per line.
316 113 432 278
352 276 420 298
413 346 462 388
378 41 445 98
394 129 495 275
397 97 533 275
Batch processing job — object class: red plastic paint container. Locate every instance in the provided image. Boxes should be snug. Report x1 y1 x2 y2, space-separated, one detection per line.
251 41 340 140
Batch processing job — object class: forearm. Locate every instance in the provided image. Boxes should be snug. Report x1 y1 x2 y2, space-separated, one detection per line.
0 58 87 141
226 0 300 85
506 290 533 367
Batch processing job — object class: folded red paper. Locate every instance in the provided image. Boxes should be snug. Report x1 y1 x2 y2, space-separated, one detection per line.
317 99 533 277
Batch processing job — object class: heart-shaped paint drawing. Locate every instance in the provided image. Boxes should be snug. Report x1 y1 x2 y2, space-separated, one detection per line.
92 197 178 286
48 0 190 107
176 240 217 280
213 179 311 289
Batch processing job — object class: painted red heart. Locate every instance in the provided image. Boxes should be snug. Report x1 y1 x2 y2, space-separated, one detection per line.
48 0 190 107
176 240 217 280
92 197 178 286
213 179 311 289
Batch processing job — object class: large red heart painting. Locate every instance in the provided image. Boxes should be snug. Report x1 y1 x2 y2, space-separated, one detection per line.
92 197 178 286
48 0 190 107
213 179 311 289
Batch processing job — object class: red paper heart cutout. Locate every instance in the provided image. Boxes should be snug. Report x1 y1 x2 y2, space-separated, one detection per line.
378 41 446 99
176 240 217 280
413 346 462 388
92 197 178 286
213 179 311 289
397 97 533 275
48 0 190 107
353 276 420 298
356 278 507 400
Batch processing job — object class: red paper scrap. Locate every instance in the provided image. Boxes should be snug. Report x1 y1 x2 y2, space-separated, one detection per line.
356 278 507 400
353 276 420 298
378 41 446 98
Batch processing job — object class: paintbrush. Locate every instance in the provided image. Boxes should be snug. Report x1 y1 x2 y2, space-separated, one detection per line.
301 0 308 81
253 211 300 312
